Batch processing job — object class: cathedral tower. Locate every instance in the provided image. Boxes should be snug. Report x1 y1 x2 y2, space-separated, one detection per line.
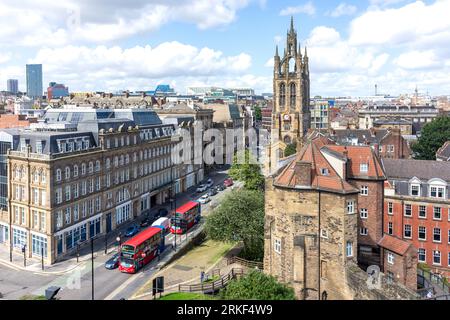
272 17 310 154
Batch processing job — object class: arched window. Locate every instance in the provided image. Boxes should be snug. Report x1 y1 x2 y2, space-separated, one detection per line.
88 162 94 173
81 163 86 175
95 160 100 172
73 165 78 177
279 83 286 107
283 136 291 145
289 58 295 73
290 83 296 107
56 169 62 181
65 166 70 180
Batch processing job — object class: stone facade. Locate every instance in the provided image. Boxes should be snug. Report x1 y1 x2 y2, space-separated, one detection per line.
264 178 359 300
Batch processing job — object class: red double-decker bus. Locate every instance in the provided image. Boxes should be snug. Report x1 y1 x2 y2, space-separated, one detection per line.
119 227 165 274
170 201 201 235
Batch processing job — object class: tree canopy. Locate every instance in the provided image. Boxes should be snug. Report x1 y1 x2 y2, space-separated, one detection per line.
228 150 265 191
220 270 296 300
205 189 264 261
284 143 297 157
253 105 262 121
412 116 450 160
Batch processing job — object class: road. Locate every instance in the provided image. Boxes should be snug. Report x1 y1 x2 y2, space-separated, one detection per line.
0 169 232 300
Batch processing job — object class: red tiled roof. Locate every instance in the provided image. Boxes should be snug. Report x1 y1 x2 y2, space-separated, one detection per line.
378 235 412 256
324 145 385 179
274 137 358 194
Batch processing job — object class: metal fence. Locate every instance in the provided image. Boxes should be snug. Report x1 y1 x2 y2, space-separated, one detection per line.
417 268 450 296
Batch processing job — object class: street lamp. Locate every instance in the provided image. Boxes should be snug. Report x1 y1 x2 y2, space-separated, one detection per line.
22 244 26 267
116 234 122 255
91 237 94 300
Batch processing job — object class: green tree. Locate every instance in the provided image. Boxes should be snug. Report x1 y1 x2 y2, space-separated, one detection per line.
228 150 264 191
284 143 297 157
205 189 264 261
253 105 262 121
412 116 450 160
221 270 296 300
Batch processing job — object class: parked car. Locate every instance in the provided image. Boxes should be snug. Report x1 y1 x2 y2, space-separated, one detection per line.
196 184 207 193
124 225 140 237
154 207 169 220
140 217 152 228
158 208 168 217
215 184 225 192
223 178 234 187
206 179 214 188
104 253 120 270
207 188 218 196
198 194 211 204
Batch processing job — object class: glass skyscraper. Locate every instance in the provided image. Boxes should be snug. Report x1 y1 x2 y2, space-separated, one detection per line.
7 79 18 94
26 64 43 99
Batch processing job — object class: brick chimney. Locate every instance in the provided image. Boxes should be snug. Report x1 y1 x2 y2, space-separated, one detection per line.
294 161 311 186
342 148 349 179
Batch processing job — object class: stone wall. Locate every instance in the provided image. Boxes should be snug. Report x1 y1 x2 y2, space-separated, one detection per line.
346 263 418 300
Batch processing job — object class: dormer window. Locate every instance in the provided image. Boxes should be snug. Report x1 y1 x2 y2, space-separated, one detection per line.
410 184 420 196
321 168 329 176
36 140 43 154
360 163 368 173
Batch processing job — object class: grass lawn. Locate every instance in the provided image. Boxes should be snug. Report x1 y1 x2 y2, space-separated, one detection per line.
159 292 217 300
20 295 46 300
133 239 236 298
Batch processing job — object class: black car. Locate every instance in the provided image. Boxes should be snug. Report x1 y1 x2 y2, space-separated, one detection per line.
104 253 120 270
140 217 152 228
207 188 218 196
158 208 168 217
215 184 225 192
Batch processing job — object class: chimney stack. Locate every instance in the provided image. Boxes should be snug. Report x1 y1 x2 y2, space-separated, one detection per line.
294 161 311 186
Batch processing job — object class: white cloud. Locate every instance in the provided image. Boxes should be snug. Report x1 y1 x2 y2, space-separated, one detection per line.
280 1 316 16
349 1 450 47
328 3 358 17
306 26 341 46
0 0 256 46
394 50 442 69
17 42 253 92
265 58 274 68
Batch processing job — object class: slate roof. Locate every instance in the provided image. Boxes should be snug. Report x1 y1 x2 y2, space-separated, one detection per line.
382 158 450 182
436 141 450 161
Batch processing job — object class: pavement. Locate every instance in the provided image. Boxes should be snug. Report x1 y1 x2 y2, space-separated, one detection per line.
0 168 241 300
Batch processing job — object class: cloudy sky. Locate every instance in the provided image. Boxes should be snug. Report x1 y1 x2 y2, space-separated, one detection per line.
1 0 449 96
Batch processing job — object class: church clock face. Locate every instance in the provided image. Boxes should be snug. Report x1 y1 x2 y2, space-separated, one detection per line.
283 114 291 121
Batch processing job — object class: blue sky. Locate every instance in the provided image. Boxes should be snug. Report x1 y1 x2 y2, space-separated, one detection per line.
0 0 449 96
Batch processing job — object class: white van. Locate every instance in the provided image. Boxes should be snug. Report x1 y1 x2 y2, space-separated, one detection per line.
151 217 170 233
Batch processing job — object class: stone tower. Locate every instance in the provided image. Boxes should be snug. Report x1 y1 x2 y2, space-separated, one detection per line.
265 17 311 175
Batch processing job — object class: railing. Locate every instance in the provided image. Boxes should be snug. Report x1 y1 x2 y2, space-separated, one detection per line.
417 268 450 295
226 256 264 270
178 268 244 293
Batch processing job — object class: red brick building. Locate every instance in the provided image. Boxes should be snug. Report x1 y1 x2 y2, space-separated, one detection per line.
378 234 418 292
324 145 386 268
382 159 450 279
0 114 37 129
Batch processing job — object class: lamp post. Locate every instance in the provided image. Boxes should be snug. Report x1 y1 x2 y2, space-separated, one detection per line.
91 238 94 300
104 233 108 254
116 234 122 255
41 247 44 271
22 244 26 267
